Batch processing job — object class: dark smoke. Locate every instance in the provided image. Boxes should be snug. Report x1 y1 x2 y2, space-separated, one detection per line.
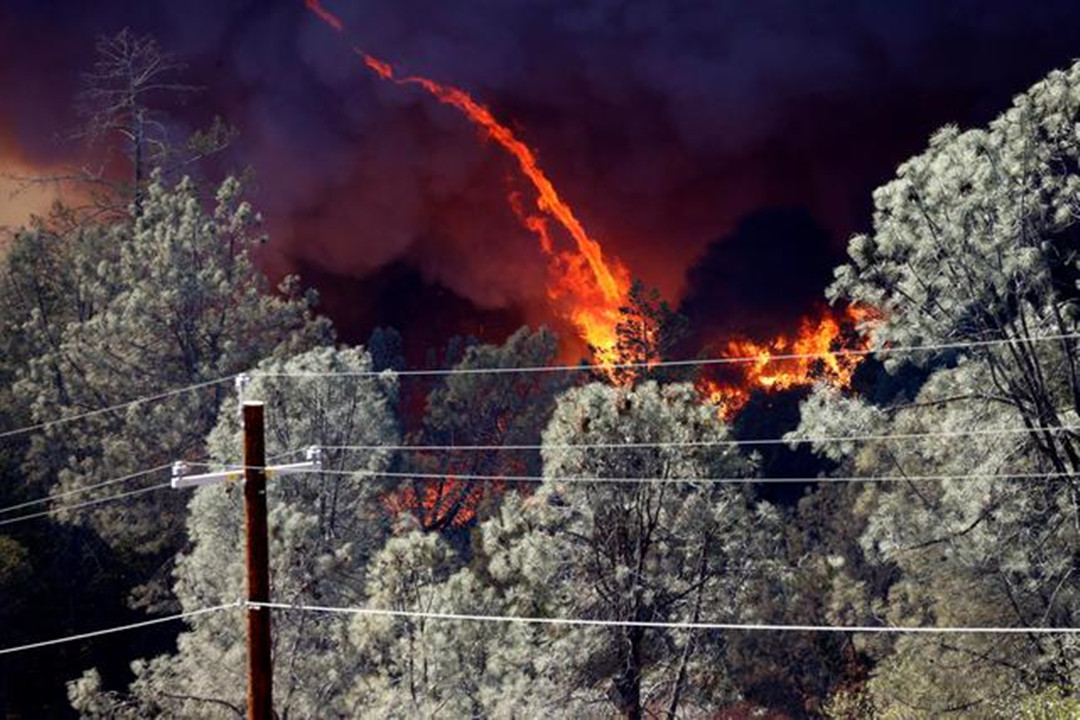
679 208 839 347
4 0 1080 344
296 259 525 360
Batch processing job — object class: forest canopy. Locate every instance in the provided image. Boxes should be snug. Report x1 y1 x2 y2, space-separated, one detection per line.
2 29 1080 720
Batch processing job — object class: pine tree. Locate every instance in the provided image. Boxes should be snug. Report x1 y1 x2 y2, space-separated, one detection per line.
798 59 1080 715
69 346 399 718
9 172 329 564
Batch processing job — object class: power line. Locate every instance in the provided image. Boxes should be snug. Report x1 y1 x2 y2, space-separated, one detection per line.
250 331 1080 379
268 448 307 462
284 467 1078 486
7 593 1069 657
0 464 172 516
0 375 236 441
6 331 1071 441
5 332 1076 439
4 421 1061 523
320 421 1080 453
0 602 240 656
250 600 1080 635
0 482 172 528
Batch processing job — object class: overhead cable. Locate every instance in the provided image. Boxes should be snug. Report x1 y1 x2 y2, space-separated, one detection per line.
251 600 1080 635
251 332 1080 379
0 602 239 656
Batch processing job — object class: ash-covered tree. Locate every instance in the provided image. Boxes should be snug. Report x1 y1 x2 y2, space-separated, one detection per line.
0 211 162 717
512 381 783 718
831 59 1080 468
793 59 1080 715
339 527 551 718
0 35 316 710
68 346 399 718
7 171 329 575
337 380 785 719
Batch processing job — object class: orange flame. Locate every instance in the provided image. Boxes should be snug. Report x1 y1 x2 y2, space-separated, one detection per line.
304 0 344 31
698 306 877 418
382 433 530 530
354 50 631 365
382 475 505 530
303 1 631 367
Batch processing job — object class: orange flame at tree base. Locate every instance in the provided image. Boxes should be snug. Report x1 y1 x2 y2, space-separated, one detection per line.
381 475 506 530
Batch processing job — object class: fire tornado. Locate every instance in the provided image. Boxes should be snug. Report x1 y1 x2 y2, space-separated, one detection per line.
304 0 877 406
306 0 631 367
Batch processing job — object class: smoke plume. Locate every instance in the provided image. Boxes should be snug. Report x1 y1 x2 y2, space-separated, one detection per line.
4 0 1080 346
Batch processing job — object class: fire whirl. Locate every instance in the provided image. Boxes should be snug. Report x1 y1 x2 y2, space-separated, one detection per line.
303 0 878 528
305 0 631 370
304 0 343 30
304 1 879 413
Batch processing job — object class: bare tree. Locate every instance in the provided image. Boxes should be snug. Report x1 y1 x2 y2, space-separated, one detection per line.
3 29 235 222
75 28 197 213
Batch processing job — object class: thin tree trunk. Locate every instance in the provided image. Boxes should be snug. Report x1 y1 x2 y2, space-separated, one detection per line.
665 533 711 720
621 626 645 720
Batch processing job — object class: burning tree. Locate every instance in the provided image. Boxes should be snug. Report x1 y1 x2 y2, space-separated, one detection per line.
385 327 569 530
697 304 876 419
600 279 691 387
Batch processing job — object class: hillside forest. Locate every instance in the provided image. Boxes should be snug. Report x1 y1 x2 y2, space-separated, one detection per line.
3 30 1080 719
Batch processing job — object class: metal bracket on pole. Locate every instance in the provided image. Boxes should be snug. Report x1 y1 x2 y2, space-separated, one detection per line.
170 446 324 489
172 465 244 489
265 446 323 478
171 462 190 489
305 445 323 470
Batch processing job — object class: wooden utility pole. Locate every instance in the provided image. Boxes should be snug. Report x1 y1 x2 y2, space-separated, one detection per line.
243 402 273 720
172 400 318 718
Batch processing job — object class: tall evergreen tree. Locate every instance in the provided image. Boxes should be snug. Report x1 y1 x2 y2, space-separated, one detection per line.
796 59 1080 715
69 346 399 718
8 171 329 573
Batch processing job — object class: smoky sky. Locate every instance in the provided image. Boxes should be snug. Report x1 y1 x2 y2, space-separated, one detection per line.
4 0 1080 350
679 208 838 347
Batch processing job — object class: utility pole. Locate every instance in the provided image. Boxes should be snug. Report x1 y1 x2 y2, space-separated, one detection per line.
243 401 273 720
171 409 321 720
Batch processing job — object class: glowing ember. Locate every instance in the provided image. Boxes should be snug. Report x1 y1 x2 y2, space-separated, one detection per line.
304 0 631 368
382 475 505 530
698 305 876 418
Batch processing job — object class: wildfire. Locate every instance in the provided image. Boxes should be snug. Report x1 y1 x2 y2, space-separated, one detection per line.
381 475 505 530
304 1 631 367
698 305 876 418
302 2 875 531
354 51 632 365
